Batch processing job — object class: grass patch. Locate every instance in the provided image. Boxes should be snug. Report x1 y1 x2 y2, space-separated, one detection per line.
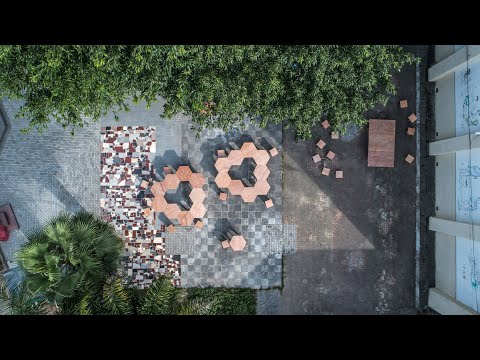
186 288 256 315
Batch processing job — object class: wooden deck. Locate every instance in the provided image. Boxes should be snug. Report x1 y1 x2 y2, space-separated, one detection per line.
368 119 396 167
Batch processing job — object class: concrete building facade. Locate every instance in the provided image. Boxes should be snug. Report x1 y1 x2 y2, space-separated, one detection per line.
427 45 480 315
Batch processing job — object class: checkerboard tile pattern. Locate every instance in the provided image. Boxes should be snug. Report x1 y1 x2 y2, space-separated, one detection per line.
162 120 296 288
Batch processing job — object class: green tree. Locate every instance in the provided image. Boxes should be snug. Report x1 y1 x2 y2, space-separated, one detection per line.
15 212 122 305
0 45 417 139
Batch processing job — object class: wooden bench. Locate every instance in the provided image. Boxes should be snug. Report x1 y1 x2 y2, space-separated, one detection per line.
368 119 396 168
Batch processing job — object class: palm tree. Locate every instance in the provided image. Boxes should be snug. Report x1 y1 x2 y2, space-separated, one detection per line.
15 212 122 305
0 273 52 315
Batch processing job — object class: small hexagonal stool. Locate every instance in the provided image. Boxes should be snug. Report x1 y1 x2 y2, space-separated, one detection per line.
322 167 331 176
253 150 270 166
240 142 257 158
316 140 326 149
407 127 415 136
219 192 227 201
322 120 330 129
151 182 165 197
405 154 415 164
400 100 408 108
269 148 279 157
408 113 417 123
265 199 274 208
327 151 336 160
335 171 343 179
312 154 321 163
228 180 245 196
176 166 193 181
227 150 244 166
189 173 206 188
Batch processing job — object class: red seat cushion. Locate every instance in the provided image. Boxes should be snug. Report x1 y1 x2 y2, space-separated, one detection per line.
0 225 9 241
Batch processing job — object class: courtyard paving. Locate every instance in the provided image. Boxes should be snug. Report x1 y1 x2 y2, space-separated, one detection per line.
279 58 418 314
0 98 296 289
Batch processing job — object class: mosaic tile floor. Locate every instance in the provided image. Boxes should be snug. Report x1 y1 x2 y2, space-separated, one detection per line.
100 126 180 288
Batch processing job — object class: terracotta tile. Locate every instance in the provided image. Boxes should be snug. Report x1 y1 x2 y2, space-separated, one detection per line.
322 120 330 129
400 100 408 108
327 151 336 160
407 127 415 136
335 171 343 179
265 199 274 208
405 154 415 164
331 132 339 140
312 154 321 163
408 113 417 123
322 167 331 176
219 192 227 201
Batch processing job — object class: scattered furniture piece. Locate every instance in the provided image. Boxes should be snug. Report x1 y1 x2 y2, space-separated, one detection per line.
240 187 257 203
253 165 270 181
265 199 274 208
189 188 207 203
151 182 165 197
316 140 326 149
189 203 207 218
312 154 321 163
163 174 180 190
188 173 206 188
326 151 336 160
217 149 226 158
219 192 227 201
252 150 270 165
228 180 245 195
214 157 231 172
240 142 257 158
230 235 246 251
322 120 330 129
151 196 167 212
221 240 230 249
215 170 232 188
331 132 339 140
195 220 204 229
227 150 244 165
408 113 417 123
269 148 279 157
0 204 19 232
164 203 182 220
176 166 193 181
322 167 330 176
400 100 408 108
166 224 176 233
367 119 396 168
163 166 172 174
253 180 270 196
405 154 415 164
407 127 415 136
335 170 343 179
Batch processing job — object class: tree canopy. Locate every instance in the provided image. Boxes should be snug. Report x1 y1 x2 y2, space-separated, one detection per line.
0 45 417 138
